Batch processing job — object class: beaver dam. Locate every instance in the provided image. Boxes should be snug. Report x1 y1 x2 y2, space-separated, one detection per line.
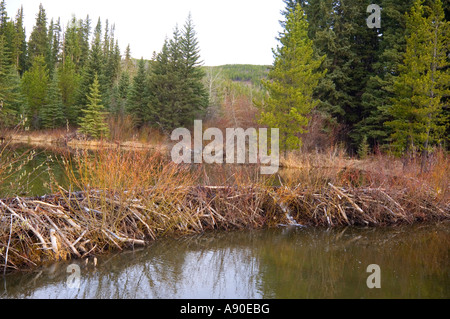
1 183 448 274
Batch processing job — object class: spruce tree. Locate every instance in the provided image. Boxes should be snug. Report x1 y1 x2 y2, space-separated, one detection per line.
127 58 148 128
258 3 325 155
14 7 27 74
41 72 65 129
180 13 209 123
21 55 49 129
359 0 414 148
28 4 49 64
79 74 110 138
148 16 208 132
77 18 105 110
387 0 449 167
0 34 23 127
59 52 81 124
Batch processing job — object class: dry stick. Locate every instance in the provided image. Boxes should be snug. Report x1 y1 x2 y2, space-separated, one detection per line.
101 230 123 250
3 214 13 275
43 214 81 258
72 230 87 247
375 189 407 217
129 209 155 240
0 200 48 250
103 229 145 246
328 183 365 215
54 209 82 229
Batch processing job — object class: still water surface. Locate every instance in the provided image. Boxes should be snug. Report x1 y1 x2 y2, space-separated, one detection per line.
1 223 449 299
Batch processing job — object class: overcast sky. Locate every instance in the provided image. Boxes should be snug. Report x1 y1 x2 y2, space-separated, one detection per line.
6 0 285 66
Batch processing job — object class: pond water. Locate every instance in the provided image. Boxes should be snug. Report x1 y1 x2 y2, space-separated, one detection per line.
1 222 449 299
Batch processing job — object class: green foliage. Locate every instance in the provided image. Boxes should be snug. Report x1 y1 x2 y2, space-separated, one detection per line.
357 135 370 159
148 15 209 132
206 64 269 87
28 4 49 64
77 18 105 109
386 0 449 156
58 57 81 124
41 72 65 129
21 55 49 129
257 3 325 154
79 74 110 138
0 34 23 127
127 58 148 128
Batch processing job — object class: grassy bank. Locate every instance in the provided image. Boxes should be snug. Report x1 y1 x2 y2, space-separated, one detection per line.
0 146 449 274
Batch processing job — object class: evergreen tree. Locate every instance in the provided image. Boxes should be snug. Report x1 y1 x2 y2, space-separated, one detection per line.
79 15 91 70
48 17 61 75
77 18 105 110
180 13 209 122
123 44 133 73
0 0 7 35
14 7 27 74
0 34 23 127
148 36 183 131
358 0 414 148
28 3 49 64
116 70 129 115
387 0 449 166
127 58 148 128
41 71 65 129
285 1 384 151
148 16 208 132
21 55 49 129
60 41 81 124
79 74 109 138
258 3 325 155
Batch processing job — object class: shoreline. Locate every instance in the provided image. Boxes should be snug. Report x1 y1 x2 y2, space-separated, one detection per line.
3 132 168 152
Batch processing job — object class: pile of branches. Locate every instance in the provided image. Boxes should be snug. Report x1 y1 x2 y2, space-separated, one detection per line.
1 184 448 273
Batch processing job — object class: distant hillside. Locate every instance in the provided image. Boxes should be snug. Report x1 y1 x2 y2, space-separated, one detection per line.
204 64 270 87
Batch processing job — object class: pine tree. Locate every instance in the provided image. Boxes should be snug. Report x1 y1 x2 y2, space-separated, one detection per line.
60 43 81 124
41 72 65 129
286 0 383 151
359 0 414 148
148 16 208 132
387 0 449 167
21 55 49 129
77 18 105 110
117 70 129 115
79 74 109 138
48 17 61 75
257 3 325 155
148 34 184 131
0 0 7 35
14 7 27 74
0 34 23 127
180 13 209 123
127 58 148 128
28 4 49 64
123 44 133 73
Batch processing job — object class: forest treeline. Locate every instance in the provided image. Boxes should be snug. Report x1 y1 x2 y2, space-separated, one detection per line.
0 0 449 162
0 1 208 137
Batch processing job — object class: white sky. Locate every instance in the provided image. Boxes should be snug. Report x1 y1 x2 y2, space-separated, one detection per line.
6 0 285 66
